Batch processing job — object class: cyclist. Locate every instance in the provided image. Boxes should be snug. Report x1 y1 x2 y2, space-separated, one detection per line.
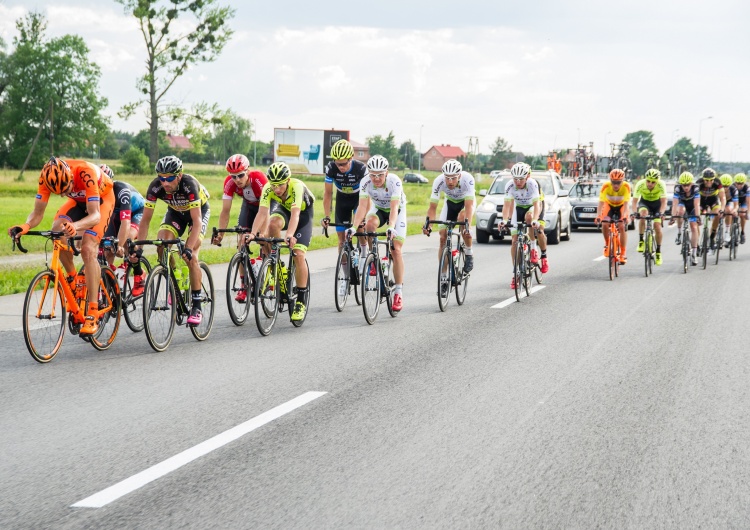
422 159 476 278
211 154 268 303
247 162 315 322
528 175 550 273
696 167 726 251
321 139 369 256
496 162 542 289
347 155 407 311
594 168 631 264
8 157 115 335
135 155 211 326
669 171 702 266
631 168 667 265
719 174 739 246
734 173 748 243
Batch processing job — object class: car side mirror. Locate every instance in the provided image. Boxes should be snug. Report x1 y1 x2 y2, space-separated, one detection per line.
558 189 569 197
480 189 487 196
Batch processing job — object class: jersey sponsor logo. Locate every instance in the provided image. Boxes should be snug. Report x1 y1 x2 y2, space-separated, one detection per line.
172 221 180 229
120 211 131 220
189 193 195 201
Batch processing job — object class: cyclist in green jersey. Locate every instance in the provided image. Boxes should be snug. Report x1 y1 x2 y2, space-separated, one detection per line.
631 169 667 265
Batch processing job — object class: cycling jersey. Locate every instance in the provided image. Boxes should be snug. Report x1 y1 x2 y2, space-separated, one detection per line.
259 178 315 212
222 170 266 205
724 184 739 203
696 178 723 198
674 184 700 203
599 181 631 206
36 159 113 204
359 174 406 210
144 173 209 212
736 183 749 208
430 171 476 204
504 179 540 207
633 179 666 202
324 159 368 194
113 181 145 220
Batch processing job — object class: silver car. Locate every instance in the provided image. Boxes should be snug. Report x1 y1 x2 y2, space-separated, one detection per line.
475 170 572 244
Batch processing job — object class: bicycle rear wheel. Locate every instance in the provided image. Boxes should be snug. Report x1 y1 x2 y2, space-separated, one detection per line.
701 229 708 269
334 247 350 312
714 223 722 264
361 253 380 324
226 252 251 326
23 271 66 363
254 258 280 336
682 234 690 273
190 262 215 341
89 267 121 351
455 246 469 306
437 246 451 312
523 247 531 297
644 231 652 277
122 256 151 332
608 235 616 281
142 265 176 352
385 255 397 318
514 243 524 300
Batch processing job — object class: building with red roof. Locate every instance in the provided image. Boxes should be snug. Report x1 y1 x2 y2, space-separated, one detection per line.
422 144 466 171
166 134 193 150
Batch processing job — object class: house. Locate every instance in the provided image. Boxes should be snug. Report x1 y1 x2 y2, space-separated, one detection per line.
422 144 466 171
166 134 193 150
350 140 370 163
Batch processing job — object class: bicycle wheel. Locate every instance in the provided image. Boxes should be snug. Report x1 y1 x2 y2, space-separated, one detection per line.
533 259 543 285
644 231 652 277
226 252 251 326
353 258 362 306
190 262 215 341
714 223 722 264
122 256 151 332
608 234 616 281
437 246 451 312
361 253 380 325
23 271 66 363
455 246 469 306
682 233 690 274
385 255 397 318
523 247 531 297
731 221 739 260
290 258 310 328
701 228 708 269
142 264 176 352
254 258 279 336
334 247 350 312
514 242 524 300
89 267 121 351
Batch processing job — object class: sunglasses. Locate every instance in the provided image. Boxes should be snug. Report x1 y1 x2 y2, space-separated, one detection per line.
334 160 351 167
158 174 178 182
512 177 526 182
445 175 459 181
230 172 247 180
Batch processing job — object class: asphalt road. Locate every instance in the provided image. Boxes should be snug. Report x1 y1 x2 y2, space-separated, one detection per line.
1 226 749 528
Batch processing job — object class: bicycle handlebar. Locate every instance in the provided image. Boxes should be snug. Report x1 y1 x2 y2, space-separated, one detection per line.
322 221 352 239
211 226 255 246
11 231 81 256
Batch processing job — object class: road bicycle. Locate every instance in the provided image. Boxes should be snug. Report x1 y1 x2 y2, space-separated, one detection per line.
608 142 633 178
725 212 742 261
636 214 661 277
323 222 362 311
13 231 120 363
111 242 152 333
424 218 470 311
252 236 310 336
212 226 260 326
352 230 397 325
599 217 626 280
671 214 695 274
129 238 215 352
507 221 541 301
697 211 722 269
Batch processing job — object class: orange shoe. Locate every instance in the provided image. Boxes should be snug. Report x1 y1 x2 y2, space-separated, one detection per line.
603 246 609 257
80 315 99 336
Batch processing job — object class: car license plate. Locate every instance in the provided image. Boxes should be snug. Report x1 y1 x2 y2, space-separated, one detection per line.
579 213 597 218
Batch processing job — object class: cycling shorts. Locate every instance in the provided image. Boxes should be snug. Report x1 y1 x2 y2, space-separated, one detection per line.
270 204 314 251
439 199 465 223
105 207 144 239
237 202 260 230
160 203 210 238
334 190 360 232
56 192 115 242
700 195 720 211
368 206 407 241
637 199 663 222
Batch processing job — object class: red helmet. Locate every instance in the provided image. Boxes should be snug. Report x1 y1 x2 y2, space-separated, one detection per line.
226 154 250 175
609 169 625 182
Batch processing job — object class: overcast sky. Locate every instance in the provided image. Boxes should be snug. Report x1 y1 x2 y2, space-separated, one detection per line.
1 0 748 161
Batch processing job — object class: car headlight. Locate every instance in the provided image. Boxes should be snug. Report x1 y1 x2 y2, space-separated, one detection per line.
478 201 496 212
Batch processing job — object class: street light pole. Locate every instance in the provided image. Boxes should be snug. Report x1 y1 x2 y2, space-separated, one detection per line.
418 124 424 172
253 118 257 167
696 115 712 170
710 125 724 160
670 129 679 177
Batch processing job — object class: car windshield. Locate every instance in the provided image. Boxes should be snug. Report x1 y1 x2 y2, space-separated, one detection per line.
489 175 554 195
569 181 603 198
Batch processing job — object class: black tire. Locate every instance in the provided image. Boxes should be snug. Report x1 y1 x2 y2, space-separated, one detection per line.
190 262 215 341
701 229 708 270
608 236 616 281
254 258 280 336
334 247 350 312
514 243 523 301
385 255 397 318
644 231 651 278
714 224 722 265
437 246 451 312
455 247 469 306
23 271 66 363
142 265 176 352
89 267 121 351
547 216 561 244
361 253 380 325
523 248 531 297
122 256 151 332
682 235 690 274
226 252 251 326
476 228 490 244
290 258 310 328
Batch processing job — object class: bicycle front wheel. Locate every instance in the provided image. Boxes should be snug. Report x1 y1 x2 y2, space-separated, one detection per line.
523 249 531 297
455 247 469 306
226 252 251 326
254 258 280 336
23 271 66 363
437 246 451 312
644 231 652 277
682 235 690 273
89 267 121 351
334 247 350 312
290 258 310 328
385 255 397 318
361 253 380 325
142 264 176 352
608 236 616 281
514 243 524 300
190 262 215 341
122 256 151 332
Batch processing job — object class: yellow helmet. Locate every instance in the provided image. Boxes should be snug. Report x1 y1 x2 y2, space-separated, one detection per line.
330 139 354 160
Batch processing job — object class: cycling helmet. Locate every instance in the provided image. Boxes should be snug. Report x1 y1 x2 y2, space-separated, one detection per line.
609 168 625 181
330 139 354 160
40 156 72 194
720 174 733 187
510 162 531 178
367 154 389 172
442 159 463 175
701 167 716 180
155 155 183 175
644 168 661 182
266 162 291 184
734 173 747 184
678 171 694 185
226 154 250 175
99 164 114 179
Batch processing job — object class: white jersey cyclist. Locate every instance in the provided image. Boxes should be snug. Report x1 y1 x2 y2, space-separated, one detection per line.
504 177 541 230
431 171 476 221
359 172 408 239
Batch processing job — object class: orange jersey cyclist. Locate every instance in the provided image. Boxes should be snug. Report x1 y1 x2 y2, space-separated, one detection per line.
595 168 631 263
8 157 115 336
136 155 211 326
695 167 726 251
247 162 315 322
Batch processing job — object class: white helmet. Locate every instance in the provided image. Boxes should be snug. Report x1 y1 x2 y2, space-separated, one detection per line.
367 155 389 172
510 162 531 178
442 159 462 175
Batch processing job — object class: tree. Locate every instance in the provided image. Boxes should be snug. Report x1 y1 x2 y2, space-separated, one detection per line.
488 137 514 170
367 131 400 166
622 130 659 177
398 140 417 169
121 146 150 174
116 0 236 164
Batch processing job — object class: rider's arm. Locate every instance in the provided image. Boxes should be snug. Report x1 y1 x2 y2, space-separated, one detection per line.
186 206 203 251
79 198 101 231
25 198 48 230
719 188 727 210
502 198 513 222
351 197 368 229
659 196 667 215
218 197 233 230
463 198 475 230
388 198 399 229
137 207 154 240
596 200 605 219
249 206 269 238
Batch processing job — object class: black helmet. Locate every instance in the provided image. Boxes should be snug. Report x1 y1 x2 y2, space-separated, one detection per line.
155 155 183 175
701 167 716 180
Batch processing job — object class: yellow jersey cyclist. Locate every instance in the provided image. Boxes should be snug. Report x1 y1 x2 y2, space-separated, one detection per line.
321 139 369 256
733 173 749 243
346 155 407 312
423 159 476 277
247 162 315 322
595 168 631 263
135 155 211 326
719 174 740 247
669 171 702 266
696 167 726 252
631 168 667 265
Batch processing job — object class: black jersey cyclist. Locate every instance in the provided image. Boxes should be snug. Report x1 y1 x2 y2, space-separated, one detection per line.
734 173 748 243
696 168 726 251
669 171 702 265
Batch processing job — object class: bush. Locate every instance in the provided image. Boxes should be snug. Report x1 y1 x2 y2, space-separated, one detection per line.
121 146 150 174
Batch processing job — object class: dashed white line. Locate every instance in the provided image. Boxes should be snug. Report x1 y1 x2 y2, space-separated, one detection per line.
593 255 607 261
72 391 327 508
491 285 546 308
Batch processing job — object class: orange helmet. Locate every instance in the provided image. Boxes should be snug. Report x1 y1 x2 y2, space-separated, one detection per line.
40 157 72 194
609 169 625 182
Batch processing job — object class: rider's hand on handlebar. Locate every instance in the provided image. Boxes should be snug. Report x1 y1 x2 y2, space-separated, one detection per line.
344 227 354 240
181 247 193 262
321 216 330 228
61 221 77 238
594 216 602 225
386 227 395 239
8 223 30 239
211 233 223 246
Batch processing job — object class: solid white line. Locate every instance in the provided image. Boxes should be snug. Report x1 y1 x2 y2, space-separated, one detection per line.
72 391 327 509
491 285 546 308
593 255 606 261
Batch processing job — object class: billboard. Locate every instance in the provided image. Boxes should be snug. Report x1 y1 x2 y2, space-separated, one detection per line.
274 128 350 175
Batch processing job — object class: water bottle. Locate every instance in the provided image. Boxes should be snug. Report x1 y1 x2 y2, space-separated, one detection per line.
174 265 190 291
381 256 389 277
75 270 86 299
114 263 127 288
250 258 261 279
351 247 359 268
279 263 288 293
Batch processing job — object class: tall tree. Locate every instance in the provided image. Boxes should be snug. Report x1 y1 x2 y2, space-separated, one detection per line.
116 0 235 163
488 137 514 169
367 131 400 165
623 130 659 177
398 140 416 168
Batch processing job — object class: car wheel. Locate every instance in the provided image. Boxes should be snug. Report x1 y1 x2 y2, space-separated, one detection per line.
561 215 571 241
547 215 561 244
476 228 489 244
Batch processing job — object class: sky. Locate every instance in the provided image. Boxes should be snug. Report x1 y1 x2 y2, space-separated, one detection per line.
1 0 748 161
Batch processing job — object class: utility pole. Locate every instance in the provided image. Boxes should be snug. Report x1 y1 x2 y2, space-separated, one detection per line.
17 100 53 181
467 136 479 174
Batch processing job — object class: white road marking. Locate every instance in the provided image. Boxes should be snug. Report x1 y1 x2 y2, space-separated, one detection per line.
72 391 327 508
491 285 546 308
593 255 607 261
